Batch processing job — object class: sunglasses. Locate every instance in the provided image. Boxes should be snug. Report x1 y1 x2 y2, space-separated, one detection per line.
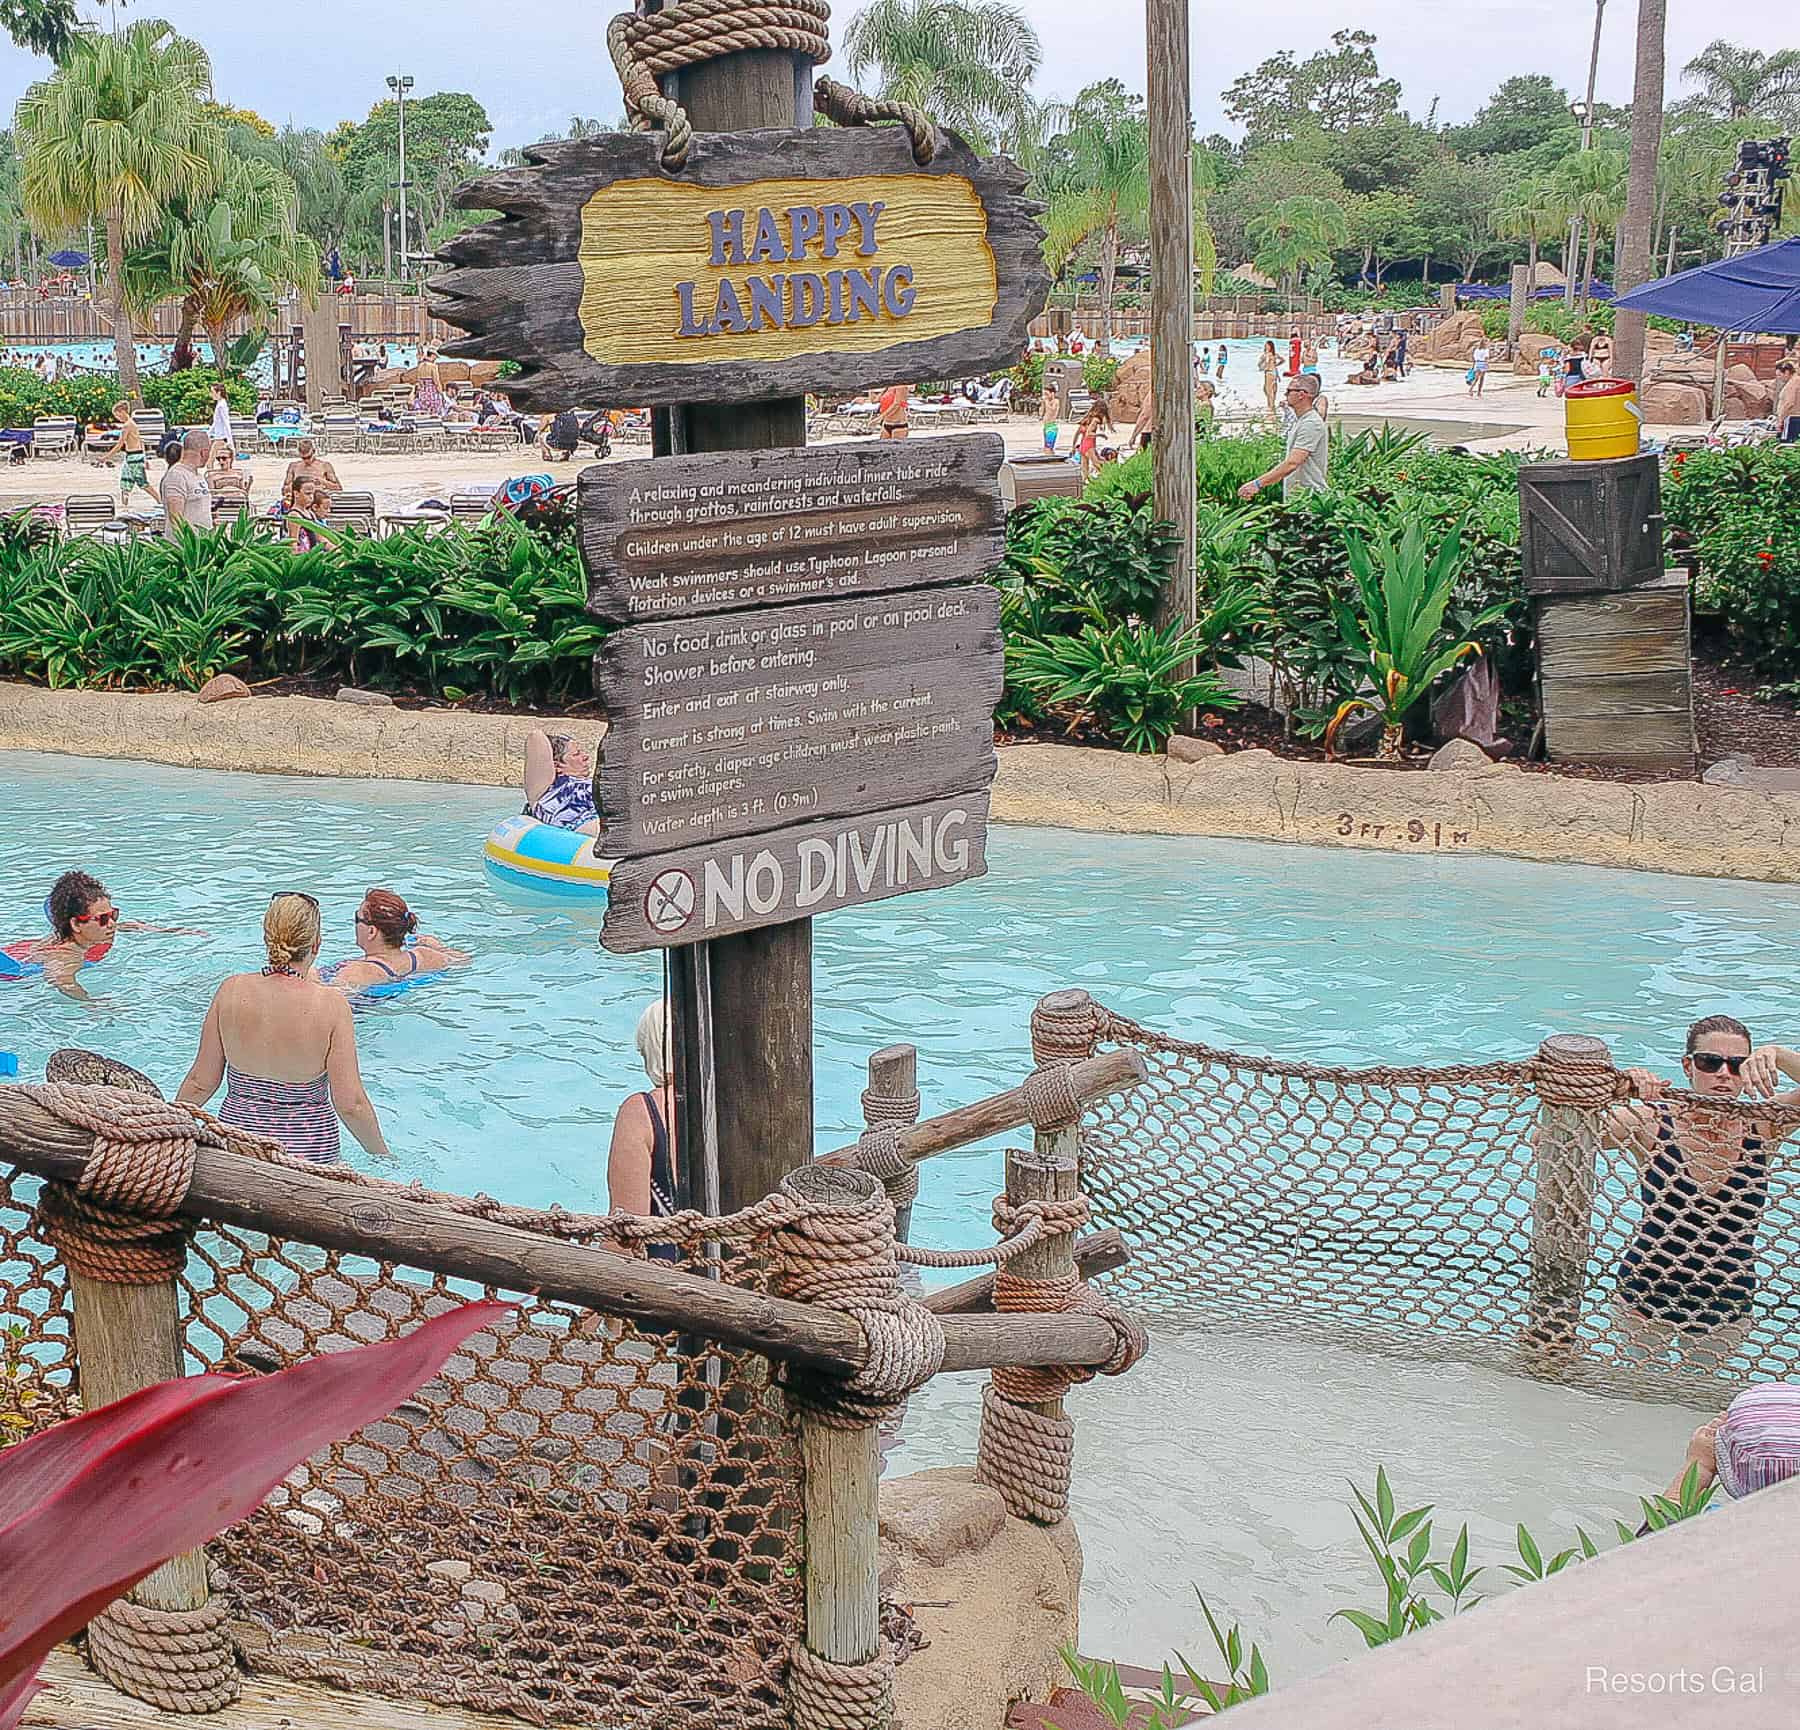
77 908 119 928
272 891 321 913
1688 1052 1747 1075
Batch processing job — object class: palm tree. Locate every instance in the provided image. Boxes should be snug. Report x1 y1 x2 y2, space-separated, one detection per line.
1247 195 1350 312
1613 0 1666 384
0 0 82 63
843 0 1042 156
1681 39 1800 121
1039 82 1149 354
1554 147 1627 307
125 152 319 370
15 21 219 397
342 151 401 278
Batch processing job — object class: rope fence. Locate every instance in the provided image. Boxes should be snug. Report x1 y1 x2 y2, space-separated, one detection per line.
0 1023 1148 1728
1047 990 1800 1407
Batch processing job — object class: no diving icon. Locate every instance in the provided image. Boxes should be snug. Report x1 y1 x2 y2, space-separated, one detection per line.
644 867 697 935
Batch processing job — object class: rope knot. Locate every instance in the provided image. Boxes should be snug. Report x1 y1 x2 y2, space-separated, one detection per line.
787 1639 894 1730
1019 1062 1083 1132
1030 995 1104 1065
22 1083 279 1286
85 1597 240 1713
1531 1055 1631 1110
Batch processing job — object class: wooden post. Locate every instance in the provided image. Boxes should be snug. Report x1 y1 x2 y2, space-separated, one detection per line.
864 1043 920 1243
664 23 815 1221
1146 0 1196 670
1527 1033 1609 1358
67 1272 209 1613
1508 263 1530 351
781 1164 881 1722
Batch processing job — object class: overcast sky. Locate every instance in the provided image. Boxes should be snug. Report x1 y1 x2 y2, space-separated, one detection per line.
2 1 1796 154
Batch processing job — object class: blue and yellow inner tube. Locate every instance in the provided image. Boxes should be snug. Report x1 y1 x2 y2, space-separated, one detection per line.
483 815 613 901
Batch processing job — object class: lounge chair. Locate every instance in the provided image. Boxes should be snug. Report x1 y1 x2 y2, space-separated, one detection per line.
62 494 118 535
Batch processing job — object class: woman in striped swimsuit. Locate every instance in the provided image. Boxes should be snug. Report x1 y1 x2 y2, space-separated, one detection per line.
176 893 392 1166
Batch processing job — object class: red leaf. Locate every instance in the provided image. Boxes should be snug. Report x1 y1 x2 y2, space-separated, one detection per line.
0 1300 510 1698
0 1668 43 1730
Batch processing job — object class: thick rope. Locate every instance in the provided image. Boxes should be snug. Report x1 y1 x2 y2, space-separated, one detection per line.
85 1598 239 1714
609 0 832 172
787 1639 894 1730
1021 1064 1082 1132
607 0 940 175
859 1082 921 1212
1032 996 1106 1065
975 1383 1074 1523
815 75 938 163
24 1085 282 1285
768 1181 944 1428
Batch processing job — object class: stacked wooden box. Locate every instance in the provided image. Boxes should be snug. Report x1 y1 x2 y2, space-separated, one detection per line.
1520 453 1698 776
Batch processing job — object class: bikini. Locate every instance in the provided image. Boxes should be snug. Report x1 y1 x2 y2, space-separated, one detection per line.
1617 1106 1769 1330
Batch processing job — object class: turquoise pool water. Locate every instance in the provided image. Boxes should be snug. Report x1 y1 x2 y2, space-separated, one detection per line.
6 746 1800 1243
2 747 1788 1672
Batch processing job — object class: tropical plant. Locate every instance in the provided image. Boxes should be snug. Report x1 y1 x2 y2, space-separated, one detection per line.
1324 515 1507 760
0 0 80 63
1553 146 1628 307
1246 195 1350 310
1492 174 1566 303
842 0 1044 157
15 22 222 399
1053 1598 1269 1728
1039 81 1150 353
0 1302 504 1730
1007 617 1242 753
1680 39 1800 123
124 149 319 368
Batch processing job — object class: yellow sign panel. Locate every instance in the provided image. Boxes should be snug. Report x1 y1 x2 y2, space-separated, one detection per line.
577 172 1000 371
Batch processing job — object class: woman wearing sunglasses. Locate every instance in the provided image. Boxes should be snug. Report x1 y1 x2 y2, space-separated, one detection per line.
0 870 195 1000
176 893 392 1167
1607 1016 1799 1367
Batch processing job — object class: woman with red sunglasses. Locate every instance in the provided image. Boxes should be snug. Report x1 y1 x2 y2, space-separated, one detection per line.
1606 1016 1800 1368
0 870 190 1000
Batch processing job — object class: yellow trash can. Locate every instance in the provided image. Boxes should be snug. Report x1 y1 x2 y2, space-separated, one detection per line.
1564 379 1642 461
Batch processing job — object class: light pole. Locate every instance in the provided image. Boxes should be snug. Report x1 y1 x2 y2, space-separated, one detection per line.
386 73 414 284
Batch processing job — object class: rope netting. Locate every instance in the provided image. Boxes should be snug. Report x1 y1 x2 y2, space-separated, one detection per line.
1074 1002 1800 1407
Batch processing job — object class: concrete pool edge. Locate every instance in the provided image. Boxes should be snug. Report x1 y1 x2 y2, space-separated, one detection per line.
993 742 1800 884
5 682 1800 883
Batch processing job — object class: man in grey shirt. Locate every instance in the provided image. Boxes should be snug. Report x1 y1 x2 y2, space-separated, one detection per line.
1238 372 1329 501
160 429 214 540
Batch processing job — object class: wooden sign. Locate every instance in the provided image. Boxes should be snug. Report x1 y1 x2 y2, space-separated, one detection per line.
431 129 1047 411
580 433 1006 624
593 585 1002 856
602 791 990 954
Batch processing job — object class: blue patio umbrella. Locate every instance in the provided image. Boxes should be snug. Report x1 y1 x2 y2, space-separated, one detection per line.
1613 237 1800 334
47 249 89 269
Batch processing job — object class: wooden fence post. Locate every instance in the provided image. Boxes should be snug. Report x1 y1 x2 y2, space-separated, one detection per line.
780 1164 884 1730
66 1263 237 1707
863 1044 920 1243
1527 1033 1610 1359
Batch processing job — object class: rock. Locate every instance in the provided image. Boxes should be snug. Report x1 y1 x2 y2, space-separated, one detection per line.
1109 349 1152 425
1429 737 1494 774
1513 331 1566 376
886 1469 1081 1730
335 686 396 707
426 1558 473 1584
880 1473 1006 1568
1423 310 1488 365
1165 736 1225 765
460 1579 506 1607
1640 382 1710 426
1727 379 1774 418
196 673 251 704
281 1510 323 1536
1703 759 1800 794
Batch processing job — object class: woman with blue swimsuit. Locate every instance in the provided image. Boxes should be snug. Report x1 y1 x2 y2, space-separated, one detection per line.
523 729 603 837
321 889 468 998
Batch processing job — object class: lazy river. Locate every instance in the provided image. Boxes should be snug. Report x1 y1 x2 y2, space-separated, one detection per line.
2 748 1790 1673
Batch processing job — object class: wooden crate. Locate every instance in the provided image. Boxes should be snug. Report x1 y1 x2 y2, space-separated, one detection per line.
1537 570 1697 774
1519 454 1664 596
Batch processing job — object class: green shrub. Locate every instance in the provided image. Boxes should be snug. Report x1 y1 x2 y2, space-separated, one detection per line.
1082 352 1122 396
1473 302 1614 343
1008 349 1046 399
0 515 604 705
139 367 255 427
1195 432 1282 503
0 367 50 430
